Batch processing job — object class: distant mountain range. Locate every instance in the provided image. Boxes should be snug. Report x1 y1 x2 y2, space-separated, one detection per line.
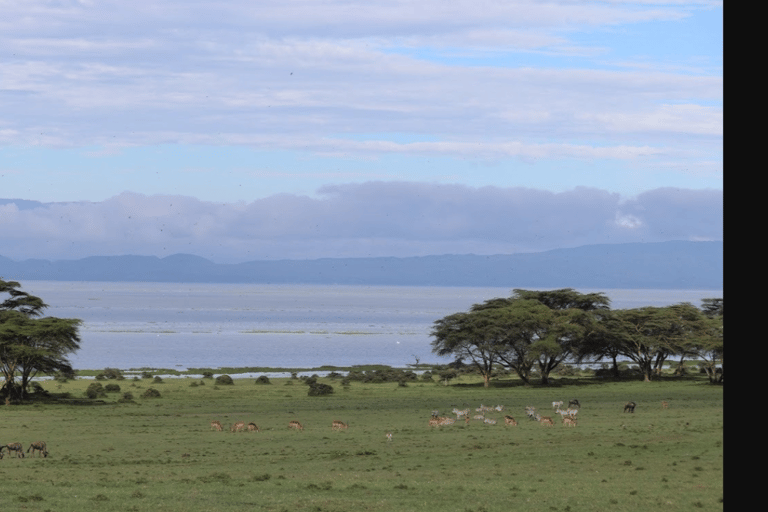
0 241 722 289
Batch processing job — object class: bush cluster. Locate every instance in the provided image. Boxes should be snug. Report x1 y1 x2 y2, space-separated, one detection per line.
343 368 419 384
215 375 234 385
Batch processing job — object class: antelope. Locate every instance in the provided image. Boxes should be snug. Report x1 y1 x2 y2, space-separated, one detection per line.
247 422 261 432
661 401 669 409
332 420 348 431
562 417 577 428
494 405 504 412
552 401 564 409
385 432 393 442
289 420 304 431
210 420 223 431
428 417 441 427
624 401 636 413
504 415 518 426
230 421 246 432
473 414 485 421
483 418 497 425
569 399 581 408
2 443 24 458
27 441 48 458
539 416 554 427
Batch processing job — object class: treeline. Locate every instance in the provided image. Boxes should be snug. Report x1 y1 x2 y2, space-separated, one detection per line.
431 289 723 386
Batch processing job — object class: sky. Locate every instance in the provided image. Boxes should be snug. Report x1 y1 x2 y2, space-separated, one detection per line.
0 1 722 263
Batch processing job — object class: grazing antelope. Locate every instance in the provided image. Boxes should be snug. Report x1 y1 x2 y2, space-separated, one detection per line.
494 405 504 412
210 420 223 431
483 418 497 425
624 401 637 413
428 417 441 427
439 417 455 426
661 401 669 409
289 420 304 431
562 417 577 428
230 421 246 432
2 442 24 458
26 441 48 458
504 415 518 426
539 416 554 427
247 422 261 432
332 420 348 431
472 414 485 421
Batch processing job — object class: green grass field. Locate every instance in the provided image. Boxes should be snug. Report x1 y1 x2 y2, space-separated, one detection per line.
0 373 723 512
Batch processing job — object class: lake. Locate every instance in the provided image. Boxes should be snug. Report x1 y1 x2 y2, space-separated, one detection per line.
20 281 722 371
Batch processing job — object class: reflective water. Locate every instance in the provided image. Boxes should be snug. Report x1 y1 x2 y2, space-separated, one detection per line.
21 282 722 370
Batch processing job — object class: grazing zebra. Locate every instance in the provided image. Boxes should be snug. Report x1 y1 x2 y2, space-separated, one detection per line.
26 441 48 458
504 415 518 426
661 401 669 409
539 416 554 427
385 432 393 442
452 408 470 419
3 442 24 458
624 401 637 413
210 420 223 431
562 417 577 428
483 418 497 425
552 401 564 409
472 414 485 421
332 420 348 431
525 406 537 420
289 420 304 431
247 422 261 432
494 405 504 412
230 421 246 432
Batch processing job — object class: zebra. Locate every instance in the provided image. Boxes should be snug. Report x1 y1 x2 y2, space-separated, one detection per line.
2 442 24 458
27 441 48 458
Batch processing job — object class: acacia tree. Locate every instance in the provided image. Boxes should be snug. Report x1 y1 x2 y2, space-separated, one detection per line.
430 310 504 387
695 298 723 384
431 289 609 386
477 290 609 385
599 303 709 382
0 280 82 401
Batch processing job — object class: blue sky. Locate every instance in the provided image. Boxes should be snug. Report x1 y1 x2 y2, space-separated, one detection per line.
0 1 722 263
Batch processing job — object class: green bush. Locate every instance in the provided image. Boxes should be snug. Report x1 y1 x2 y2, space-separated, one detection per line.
85 382 107 399
254 376 271 385
215 375 234 385
104 383 121 393
307 383 334 396
153 376 164 383
141 388 161 398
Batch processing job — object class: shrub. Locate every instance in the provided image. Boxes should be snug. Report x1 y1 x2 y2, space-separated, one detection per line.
153 376 164 384
85 382 107 399
141 388 161 398
98 368 124 380
254 376 271 385
104 383 121 393
215 375 234 385
118 392 134 403
202 371 214 379
307 383 334 397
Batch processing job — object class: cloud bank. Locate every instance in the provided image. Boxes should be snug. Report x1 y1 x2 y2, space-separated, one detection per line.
0 183 722 263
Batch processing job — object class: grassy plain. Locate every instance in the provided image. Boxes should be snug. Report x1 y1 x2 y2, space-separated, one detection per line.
1 373 722 512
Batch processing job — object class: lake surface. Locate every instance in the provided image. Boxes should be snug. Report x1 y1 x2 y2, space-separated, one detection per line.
21 282 722 371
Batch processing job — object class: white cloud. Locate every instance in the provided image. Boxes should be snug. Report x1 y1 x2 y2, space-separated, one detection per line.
0 184 722 263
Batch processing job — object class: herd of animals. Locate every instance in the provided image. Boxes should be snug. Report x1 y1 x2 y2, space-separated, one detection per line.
208 399 670 438
0 400 669 462
0 441 47 459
